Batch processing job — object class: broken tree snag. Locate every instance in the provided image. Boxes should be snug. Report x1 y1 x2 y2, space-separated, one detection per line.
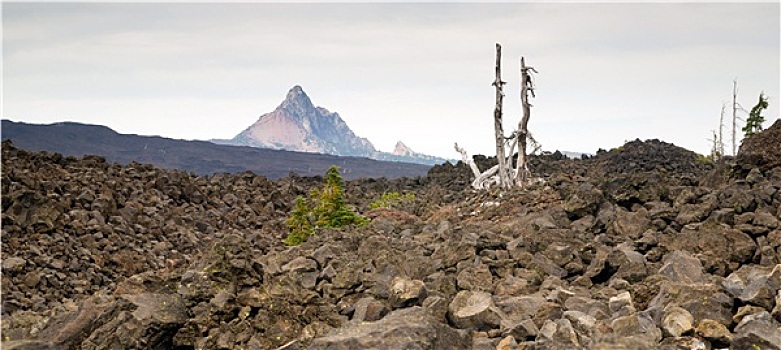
454 143 482 182
492 43 510 189
515 56 537 186
454 143 499 190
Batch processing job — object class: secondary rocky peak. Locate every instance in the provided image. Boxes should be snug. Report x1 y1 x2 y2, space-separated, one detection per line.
393 141 414 156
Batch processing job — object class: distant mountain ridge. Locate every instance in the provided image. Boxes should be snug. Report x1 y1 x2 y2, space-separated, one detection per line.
0 120 432 180
213 86 451 166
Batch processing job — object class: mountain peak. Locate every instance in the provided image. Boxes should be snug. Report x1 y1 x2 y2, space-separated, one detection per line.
228 87 451 165
393 141 414 156
281 85 314 112
287 85 305 98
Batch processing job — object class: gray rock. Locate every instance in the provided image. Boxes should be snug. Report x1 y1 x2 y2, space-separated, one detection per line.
564 183 604 219
448 291 504 330
282 257 318 273
500 318 539 341
610 313 662 343
528 301 562 328
694 319 732 348
495 295 547 320
494 276 530 296
1 341 58 350
772 290 781 322
563 310 596 337
80 293 188 349
657 250 706 284
536 319 580 347
431 240 476 269
3 257 27 272
591 335 655 350
658 337 709 350
422 295 448 322
308 307 471 350
388 276 428 309
734 305 769 325
607 247 649 283
732 312 781 350
310 244 338 268
351 297 388 322
470 335 493 350
755 210 780 229
609 207 651 240
581 247 610 284
658 220 756 276
718 181 757 214
33 294 122 349
529 254 567 279
608 291 635 316
456 263 493 292
660 306 694 338
646 282 734 327
564 296 609 320
722 264 780 310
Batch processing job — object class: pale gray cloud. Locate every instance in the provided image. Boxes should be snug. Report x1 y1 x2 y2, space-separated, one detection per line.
3 2 779 158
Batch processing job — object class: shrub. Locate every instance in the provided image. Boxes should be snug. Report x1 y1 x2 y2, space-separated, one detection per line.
369 191 415 210
284 166 367 246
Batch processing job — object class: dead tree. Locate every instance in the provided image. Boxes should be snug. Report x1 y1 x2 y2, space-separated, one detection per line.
718 102 726 158
710 103 727 160
456 44 539 190
731 79 747 156
492 44 511 189
732 79 738 156
514 56 537 186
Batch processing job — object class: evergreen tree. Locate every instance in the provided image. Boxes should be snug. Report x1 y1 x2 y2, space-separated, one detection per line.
284 165 367 246
743 93 768 138
284 196 313 246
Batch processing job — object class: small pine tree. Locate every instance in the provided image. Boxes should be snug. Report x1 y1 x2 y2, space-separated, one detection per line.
284 196 313 246
284 165 367 246
743 93 768 138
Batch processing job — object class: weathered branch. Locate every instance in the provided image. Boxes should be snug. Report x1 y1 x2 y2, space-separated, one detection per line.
454 143 482 181
473 165 500 190
454 143 502 190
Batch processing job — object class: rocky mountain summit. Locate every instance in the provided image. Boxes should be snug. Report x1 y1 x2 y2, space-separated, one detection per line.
3 120 781 350
226 86 377 158
216 86 451 166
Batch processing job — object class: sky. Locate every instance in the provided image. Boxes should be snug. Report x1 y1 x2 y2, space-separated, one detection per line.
2 2 779 159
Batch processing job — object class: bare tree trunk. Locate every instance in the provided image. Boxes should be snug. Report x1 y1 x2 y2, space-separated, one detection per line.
732 79 738 156
454 143 481 180
719 102 726 158
492 43 510 189
515 56 536 186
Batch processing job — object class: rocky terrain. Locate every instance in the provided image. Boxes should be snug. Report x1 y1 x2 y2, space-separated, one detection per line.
2 120 781 349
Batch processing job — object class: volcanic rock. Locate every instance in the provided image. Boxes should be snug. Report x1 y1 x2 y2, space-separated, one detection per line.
737 118 781 173
448 291 504 330
308 307 471 350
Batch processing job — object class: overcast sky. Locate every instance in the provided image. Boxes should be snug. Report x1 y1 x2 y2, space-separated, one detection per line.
3 2 779 159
